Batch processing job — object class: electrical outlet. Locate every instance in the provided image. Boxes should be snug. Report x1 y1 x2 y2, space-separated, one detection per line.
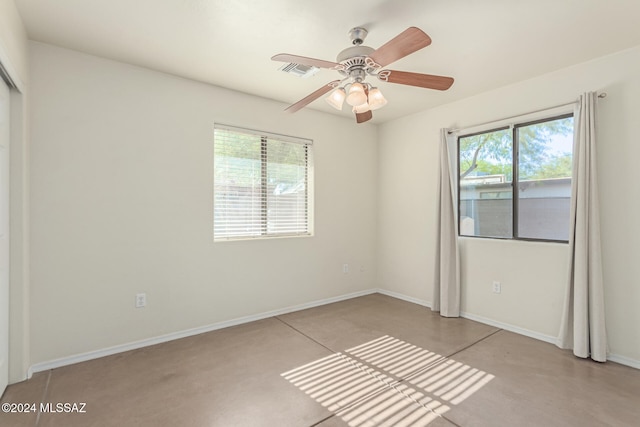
492 281 501 294
343 264 349 274
135 293 147 308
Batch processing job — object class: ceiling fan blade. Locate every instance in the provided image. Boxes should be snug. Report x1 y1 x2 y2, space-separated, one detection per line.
378 70 454 91
355 110 373 124
285 80 340 113
272 53 340 70
354 88 373 124
368 27 432 67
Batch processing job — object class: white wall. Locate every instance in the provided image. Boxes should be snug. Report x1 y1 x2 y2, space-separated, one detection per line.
378 46 640 365
23 37 640 371
28 42 378 365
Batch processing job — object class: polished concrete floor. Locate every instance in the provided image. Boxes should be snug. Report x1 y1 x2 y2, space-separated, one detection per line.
2 293 639 426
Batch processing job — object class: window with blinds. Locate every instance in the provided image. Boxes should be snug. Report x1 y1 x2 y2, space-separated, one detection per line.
214 124 313 241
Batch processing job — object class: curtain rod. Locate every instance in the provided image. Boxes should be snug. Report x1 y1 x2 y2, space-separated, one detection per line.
447 92 607 135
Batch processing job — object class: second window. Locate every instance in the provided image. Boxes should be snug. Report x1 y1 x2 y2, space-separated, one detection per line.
458 114 574 242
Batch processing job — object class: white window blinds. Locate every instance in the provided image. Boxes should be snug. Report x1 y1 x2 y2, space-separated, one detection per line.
214 124 313 241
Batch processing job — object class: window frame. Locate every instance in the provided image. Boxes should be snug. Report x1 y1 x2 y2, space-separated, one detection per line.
457 112 574 244
213 124 314 242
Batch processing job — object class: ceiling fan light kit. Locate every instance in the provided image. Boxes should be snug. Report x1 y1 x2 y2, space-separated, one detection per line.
346 82 367 106
367 87 387 110
330 82 387 114
325 87 346 110
272 26 454 123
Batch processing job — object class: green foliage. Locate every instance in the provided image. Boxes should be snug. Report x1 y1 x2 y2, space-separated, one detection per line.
528 154 572 179
214 129 308 188
460 129 513 180
518 117 573 179
214 129 262 160
459 117 573 181
470 159 513 178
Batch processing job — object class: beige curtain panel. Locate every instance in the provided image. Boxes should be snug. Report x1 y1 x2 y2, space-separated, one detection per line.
432 129 460 317
557 92 608 362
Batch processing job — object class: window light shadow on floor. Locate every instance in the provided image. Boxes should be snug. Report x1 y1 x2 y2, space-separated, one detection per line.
282 335 495 427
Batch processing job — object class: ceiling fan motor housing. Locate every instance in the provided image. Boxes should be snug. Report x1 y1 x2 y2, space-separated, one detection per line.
336 45 377 78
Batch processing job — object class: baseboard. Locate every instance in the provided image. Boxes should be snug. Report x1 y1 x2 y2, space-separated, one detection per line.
376 289 432 308
459 311 558 345
376 290 640 370
376 289 559 345
28 289 379 377
27 288 640 376
459 311 640 369
607 353 640 370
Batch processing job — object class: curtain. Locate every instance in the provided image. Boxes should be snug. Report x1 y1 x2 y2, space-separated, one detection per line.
557 92 607 362
432 129 460 317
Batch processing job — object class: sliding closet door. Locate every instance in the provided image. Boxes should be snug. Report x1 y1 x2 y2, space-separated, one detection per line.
0 78 9 394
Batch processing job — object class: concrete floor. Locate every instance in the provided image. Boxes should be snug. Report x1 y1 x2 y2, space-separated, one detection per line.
2 293 639 426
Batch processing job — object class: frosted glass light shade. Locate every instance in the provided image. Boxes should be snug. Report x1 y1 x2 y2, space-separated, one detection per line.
325 88 346 110
352 103 370 113
346 83 367 106
367 87 387 110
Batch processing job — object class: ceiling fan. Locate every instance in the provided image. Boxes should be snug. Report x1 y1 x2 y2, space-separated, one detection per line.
271 26 454 123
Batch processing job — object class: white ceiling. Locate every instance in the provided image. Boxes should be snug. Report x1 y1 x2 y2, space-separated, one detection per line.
15 0 640 124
